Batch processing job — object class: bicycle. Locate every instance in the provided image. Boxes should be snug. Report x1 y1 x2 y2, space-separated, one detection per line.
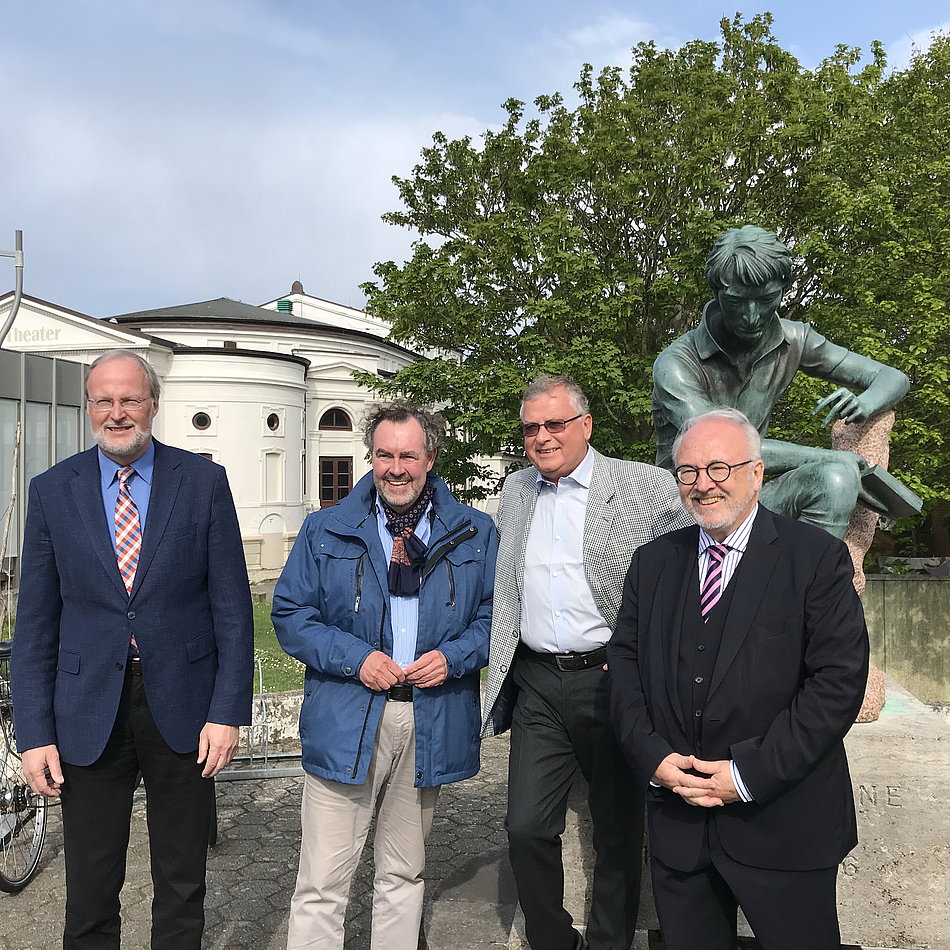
0 638 48 892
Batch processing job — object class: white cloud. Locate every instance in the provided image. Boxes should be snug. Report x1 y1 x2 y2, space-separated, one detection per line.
886 22 949 70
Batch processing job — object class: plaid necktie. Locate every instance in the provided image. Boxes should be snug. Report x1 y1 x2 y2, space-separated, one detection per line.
115 466 142 594
700 544 729 622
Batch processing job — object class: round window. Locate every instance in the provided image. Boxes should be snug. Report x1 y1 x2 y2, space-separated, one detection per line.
192 412 211 431
267 412 280 431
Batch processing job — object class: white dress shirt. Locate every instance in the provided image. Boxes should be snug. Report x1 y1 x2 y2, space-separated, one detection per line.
520 447 611 654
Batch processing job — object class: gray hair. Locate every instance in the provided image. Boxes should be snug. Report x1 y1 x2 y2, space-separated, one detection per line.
705 225 793 292
520 374 590 420
362 403 446 457
672 408 762 465
85 350 162 400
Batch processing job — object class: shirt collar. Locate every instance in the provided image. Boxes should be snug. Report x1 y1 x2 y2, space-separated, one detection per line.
98 441 155 489
696 299 786 363
535 444 595 491
697 503 759 556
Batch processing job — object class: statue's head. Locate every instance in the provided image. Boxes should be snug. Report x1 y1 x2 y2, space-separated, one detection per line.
705 226 793 350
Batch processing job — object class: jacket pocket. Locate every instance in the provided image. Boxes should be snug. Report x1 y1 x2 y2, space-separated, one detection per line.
186 633 217 661
58 650 80 674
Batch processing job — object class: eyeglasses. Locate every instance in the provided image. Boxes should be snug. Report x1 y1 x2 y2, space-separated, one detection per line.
86 397 151 413
673 460 753 486
520 413 583 438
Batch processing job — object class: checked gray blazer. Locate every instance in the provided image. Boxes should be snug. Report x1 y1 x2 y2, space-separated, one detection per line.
480 447 692 738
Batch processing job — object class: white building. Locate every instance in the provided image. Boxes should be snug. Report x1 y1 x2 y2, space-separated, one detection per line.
0 283 423 579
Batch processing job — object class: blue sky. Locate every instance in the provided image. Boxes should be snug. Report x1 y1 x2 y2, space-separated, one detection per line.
1 1 947 318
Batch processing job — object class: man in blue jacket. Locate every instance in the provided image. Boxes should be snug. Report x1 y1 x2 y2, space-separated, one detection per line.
273 404 497 950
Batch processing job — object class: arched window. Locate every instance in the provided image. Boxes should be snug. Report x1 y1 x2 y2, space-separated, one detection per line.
319 408 352 431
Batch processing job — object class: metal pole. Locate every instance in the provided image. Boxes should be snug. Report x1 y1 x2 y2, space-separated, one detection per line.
0 230 24 349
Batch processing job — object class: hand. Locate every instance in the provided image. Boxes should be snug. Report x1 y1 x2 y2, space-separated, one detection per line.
674 757 741 808
814 388 874 427
652 752 716 800
359 651 407 691
22 745 64 798
404 650 448 688
197 723 240 778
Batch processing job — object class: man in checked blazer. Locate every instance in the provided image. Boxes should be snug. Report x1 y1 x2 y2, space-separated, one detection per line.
12 350 253 950
481 375 691 950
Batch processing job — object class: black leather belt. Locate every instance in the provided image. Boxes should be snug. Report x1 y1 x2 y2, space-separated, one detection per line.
387 684 413 702
520 644 608 672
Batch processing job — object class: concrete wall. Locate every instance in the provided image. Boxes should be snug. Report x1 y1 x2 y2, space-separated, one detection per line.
863 575 950 702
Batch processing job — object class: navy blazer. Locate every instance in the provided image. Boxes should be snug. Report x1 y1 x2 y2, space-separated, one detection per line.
12 440 254 766
608 506 869 872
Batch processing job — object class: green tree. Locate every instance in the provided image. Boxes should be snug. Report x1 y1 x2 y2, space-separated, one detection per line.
361 15 949 515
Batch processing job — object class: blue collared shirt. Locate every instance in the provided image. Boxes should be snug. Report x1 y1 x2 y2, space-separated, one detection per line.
98 442 155 553
521 446 611 653
375 501 432 669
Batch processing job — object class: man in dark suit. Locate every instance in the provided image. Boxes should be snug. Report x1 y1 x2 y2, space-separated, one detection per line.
12 349 253 950
608 407 869 950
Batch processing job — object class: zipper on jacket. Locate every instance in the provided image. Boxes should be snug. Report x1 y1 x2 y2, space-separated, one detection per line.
351 609 387 775
354 553 365 613
445 561 456 606
352 691 377 775
421 521 477 580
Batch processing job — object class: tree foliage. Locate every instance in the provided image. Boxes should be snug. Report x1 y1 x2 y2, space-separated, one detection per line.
361 14 950 512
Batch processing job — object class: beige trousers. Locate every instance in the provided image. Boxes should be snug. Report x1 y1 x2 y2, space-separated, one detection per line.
286 700 441 950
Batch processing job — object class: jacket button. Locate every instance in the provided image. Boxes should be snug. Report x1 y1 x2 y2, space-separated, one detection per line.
127 611 136 620
416 771 423 780
305 690 311 697
115 662 123 670
500 665 508 673
344 667 352 675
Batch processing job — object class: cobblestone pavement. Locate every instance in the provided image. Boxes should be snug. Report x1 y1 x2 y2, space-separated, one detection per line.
0 737 518 950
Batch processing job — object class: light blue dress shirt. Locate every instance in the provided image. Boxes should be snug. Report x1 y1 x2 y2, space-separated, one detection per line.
520 446 611 654
98 442 155 553
375 502 432 669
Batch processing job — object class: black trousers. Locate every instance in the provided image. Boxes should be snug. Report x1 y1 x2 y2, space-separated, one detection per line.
651 818 841 950
506 651 643 950
60 665 214 950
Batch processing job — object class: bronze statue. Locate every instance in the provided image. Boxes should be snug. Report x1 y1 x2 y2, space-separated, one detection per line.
653 225 914 539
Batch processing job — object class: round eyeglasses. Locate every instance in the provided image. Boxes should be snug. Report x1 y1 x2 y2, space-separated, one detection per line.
86 397 151 412
673 460 753 486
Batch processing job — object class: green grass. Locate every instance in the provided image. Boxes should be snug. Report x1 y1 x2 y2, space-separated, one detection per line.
253 601 305 693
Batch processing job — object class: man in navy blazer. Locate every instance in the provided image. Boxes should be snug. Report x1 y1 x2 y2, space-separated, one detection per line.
12 350 253 950
608 409 869 950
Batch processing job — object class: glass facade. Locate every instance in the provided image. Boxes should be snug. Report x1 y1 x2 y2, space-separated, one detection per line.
0 350 87 584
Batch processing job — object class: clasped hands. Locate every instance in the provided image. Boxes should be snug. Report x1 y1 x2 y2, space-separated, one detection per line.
359 649 447 691
653 752 741 808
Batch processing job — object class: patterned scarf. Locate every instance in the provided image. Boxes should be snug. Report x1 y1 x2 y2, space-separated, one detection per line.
380 474 436 596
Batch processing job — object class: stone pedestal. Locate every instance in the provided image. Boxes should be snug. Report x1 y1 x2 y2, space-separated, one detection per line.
832 411 896 722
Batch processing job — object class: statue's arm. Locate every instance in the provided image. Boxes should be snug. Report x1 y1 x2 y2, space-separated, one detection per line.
813 352 909 427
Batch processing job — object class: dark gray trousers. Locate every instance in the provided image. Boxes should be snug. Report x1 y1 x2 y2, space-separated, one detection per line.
506 650 643 950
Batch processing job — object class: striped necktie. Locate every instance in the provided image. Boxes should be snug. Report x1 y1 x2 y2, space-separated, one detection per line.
115 466 142 596
700 544 729 622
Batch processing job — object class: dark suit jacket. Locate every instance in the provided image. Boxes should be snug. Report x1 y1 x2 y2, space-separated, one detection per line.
608 505 869 872
12 440 254 766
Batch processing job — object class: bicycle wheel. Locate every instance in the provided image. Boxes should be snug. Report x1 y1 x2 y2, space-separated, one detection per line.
0 649 48 893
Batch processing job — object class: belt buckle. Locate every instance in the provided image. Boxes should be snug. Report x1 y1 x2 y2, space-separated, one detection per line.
554 652 579 672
